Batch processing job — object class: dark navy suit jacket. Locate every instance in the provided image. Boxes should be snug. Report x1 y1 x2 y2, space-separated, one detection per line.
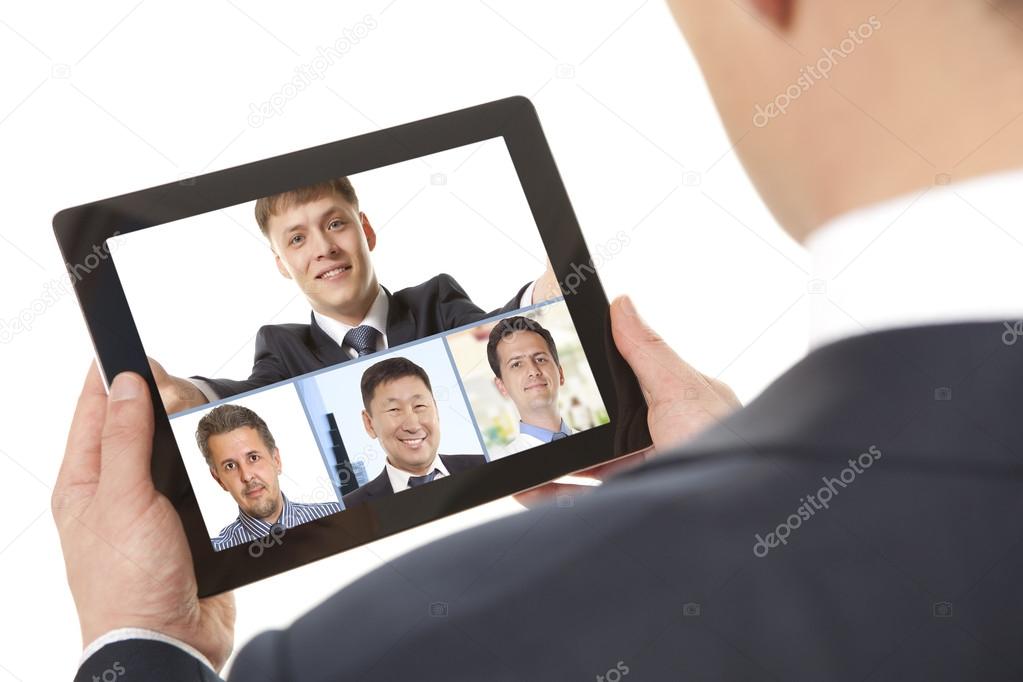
76 323 1023 680
194 274 530 399
341 454 487 508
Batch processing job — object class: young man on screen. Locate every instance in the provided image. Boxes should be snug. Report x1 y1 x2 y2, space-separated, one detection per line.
341 357 485 508
195 404 341 551
486 315 576 458
153 176 560 412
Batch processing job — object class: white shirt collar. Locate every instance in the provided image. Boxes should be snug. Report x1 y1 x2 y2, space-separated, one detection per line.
312 286 390 353
806 168 1023 349
384 453 450 493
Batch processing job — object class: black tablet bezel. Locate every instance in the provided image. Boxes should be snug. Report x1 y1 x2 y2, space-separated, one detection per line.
53 96 651 597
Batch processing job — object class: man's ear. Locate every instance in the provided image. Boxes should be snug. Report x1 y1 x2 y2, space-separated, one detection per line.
209 467 228 492
274 252 292 280
494 376 510 398
749 0 792 27
271 447 282 474
361 409 377 439
360 212 377 251
557 365 565 386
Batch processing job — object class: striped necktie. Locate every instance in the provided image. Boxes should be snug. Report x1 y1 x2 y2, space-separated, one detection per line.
407 469 440 488
343 325 381 357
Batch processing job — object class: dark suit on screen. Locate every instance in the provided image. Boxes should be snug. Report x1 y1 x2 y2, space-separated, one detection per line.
76 322 1023 680
194 274 529 399
341 454 487 508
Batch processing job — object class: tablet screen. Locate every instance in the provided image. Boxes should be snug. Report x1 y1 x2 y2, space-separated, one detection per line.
107 138 613 553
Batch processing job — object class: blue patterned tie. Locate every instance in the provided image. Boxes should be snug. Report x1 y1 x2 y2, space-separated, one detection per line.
407 469 440 488
343 325 380 357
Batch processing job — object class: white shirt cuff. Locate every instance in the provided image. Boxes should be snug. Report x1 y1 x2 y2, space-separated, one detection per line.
519 280 537 308
81 627 216 672
186 377 220 402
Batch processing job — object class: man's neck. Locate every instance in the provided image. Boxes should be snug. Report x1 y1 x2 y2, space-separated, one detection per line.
314 278 380 327
519 408 563 433
387 454 438 477
802 157 1023 246
806 167 1023 349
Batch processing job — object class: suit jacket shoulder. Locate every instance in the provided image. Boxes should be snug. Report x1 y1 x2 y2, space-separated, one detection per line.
439 453 487 474
223 322 1023 681
192 321 338 398
341 469 393 509
388 273 487 341
192 276 531 399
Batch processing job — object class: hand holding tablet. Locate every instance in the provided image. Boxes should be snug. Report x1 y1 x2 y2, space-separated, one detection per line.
53 97 654 596
54 296 736 673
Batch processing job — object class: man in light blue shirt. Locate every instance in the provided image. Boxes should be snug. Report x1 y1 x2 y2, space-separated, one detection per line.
485 316 576 458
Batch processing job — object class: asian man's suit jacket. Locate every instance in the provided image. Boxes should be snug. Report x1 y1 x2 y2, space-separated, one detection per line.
340 454 487 509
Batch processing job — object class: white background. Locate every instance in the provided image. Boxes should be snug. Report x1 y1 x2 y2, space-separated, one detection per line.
110 138 546 381
169 384 339 539
0 1 815 679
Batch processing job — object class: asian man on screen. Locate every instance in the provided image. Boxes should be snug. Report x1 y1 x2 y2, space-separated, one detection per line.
195 404 341 551
486 316 576 458
151 176 561 413
341 357 485 508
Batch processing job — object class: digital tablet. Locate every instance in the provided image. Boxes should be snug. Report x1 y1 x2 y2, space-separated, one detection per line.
53 96 652 596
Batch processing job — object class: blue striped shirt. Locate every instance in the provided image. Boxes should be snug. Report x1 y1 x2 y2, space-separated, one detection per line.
211 494 342 552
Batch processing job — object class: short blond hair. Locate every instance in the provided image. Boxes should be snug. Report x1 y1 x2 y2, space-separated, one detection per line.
254 177 359 237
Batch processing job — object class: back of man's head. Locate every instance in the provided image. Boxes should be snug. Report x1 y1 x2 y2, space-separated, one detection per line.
665 0 1023 241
